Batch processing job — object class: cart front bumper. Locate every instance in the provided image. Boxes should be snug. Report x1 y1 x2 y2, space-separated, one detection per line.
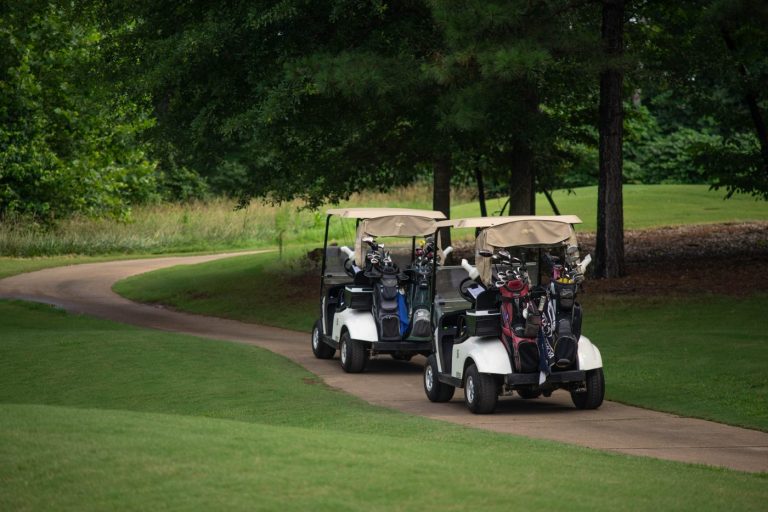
504 369 585 386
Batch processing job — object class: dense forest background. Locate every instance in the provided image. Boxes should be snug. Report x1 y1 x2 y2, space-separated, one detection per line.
1 1 766 274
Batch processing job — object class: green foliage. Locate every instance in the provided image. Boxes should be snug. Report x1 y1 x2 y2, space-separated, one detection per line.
0 3 157 222
693 131 768 199
631 0 768 198
624 104 720 185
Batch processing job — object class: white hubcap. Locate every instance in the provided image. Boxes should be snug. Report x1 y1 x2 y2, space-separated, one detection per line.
425 365 434 391
312 329 319 350
341 340 347 365
466 376 475 403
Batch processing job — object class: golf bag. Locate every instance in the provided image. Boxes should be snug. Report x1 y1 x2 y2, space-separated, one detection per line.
407 263 432 339
373 270 402 340
546 281 582 369
499 278 541 373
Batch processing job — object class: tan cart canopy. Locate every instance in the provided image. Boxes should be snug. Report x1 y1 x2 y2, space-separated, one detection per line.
327 208 446 266
440 215 583 286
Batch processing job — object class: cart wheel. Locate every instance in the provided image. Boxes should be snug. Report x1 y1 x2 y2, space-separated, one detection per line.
424 354 455 402
339 331 367 373
311 320 335 359
464 364 497 414
571 368 605 409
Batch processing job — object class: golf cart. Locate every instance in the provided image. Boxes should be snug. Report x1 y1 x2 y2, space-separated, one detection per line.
312 207 447 372
424 215 604 414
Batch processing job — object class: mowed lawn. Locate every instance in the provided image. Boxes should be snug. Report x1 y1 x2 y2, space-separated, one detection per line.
1 300 766 511
454 184 768 230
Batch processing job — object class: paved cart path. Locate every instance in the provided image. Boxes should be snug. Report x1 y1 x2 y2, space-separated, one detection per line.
1 253 766 473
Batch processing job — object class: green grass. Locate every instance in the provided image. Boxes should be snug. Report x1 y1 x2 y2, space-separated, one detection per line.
454 184 768 231
1 300 766 511
114 249 316 332
582 295 768 431
116 252 768 431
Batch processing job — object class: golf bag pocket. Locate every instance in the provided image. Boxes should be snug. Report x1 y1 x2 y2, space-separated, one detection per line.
552 282 577 310
506 334 539 373
553 317 578 368
410 308 431 338
379 314 401 339
523 312 542 338
571 303 583 340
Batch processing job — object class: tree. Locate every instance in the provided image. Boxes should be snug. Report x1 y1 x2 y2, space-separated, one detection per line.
632 0 768 199
0 2 156 222
99 1 438 206
427 1 602 216
594 0 626 279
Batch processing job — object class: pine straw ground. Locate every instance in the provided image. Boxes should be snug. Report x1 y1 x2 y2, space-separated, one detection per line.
578 221 768 297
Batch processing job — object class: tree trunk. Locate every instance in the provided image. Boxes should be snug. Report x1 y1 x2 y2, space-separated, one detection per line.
544 189 561 215
475 167 488 217
595 0 626 279
507 142 536 216
433 155 452 249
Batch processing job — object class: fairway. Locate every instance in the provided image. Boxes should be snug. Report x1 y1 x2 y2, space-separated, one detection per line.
454 185 768 231
1 300 766 511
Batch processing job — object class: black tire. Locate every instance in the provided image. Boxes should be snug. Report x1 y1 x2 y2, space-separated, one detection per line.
339 331 367 373
516 387 542 399
463 363 497 414
571 368 605 409
424 354 455 402
311 320 336 359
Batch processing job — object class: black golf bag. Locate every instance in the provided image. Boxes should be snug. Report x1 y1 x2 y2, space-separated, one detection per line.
549 281 582 369
408 268 432 339
373 269 402 340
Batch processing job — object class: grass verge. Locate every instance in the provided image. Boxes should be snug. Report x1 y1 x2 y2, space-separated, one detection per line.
582 295 768 431
114 250 317 332
116 252 768 431
0 249 265 280
1 300 766 511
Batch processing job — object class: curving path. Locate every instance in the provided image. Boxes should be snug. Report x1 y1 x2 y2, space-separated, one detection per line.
1 252 766 473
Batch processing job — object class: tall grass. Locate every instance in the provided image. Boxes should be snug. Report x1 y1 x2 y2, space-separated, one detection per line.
1 184 473 257
3 183 764 257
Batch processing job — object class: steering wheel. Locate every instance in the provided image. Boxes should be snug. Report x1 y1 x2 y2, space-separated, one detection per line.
459 277 479 303
343 258 356 277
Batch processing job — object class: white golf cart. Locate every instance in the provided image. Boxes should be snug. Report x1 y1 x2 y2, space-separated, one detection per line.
424 215 604 413
312 207 447 372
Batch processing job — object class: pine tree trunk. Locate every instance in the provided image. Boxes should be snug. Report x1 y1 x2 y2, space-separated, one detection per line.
507 143 536 215
595 0 626 278
475 167 488 217
433 155 452 248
